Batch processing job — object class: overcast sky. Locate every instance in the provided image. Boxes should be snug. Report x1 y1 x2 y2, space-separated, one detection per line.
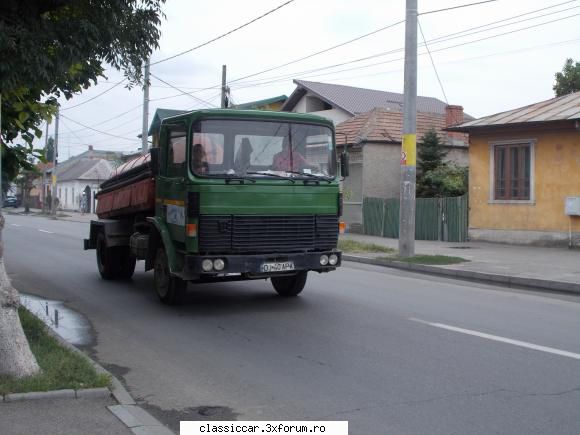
51 0 580 160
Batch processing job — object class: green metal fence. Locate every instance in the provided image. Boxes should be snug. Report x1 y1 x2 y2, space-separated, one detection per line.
362 195 468 242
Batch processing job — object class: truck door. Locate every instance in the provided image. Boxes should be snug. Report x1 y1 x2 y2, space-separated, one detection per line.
158 123 188 244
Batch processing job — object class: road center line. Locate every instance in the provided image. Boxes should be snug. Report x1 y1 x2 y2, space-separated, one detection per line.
38 229 54 234
409 317 580 361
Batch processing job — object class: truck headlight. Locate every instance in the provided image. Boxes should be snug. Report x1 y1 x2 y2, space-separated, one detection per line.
213 258 225 271
328 254 338 265
201 259 213 272
319 254 329 266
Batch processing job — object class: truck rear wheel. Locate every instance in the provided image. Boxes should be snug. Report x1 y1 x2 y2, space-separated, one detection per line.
116 246 136 280
154 247 186 305
96 232 136 280
271 271 307 297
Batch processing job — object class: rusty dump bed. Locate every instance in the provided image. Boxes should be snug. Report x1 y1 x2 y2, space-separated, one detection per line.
96 154 155 219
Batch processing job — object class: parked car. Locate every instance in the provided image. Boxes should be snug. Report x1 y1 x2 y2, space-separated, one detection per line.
3 196 19 208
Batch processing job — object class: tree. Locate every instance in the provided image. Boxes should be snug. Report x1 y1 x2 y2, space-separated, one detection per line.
45 137 55 164
1 0 165 177
416 129 468 197
0 0 165 378
553 58 580 97
420 164 468 198
417 129 447 175
17 164 39 213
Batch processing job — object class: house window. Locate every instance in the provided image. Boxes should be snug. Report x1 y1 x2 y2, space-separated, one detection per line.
492 141 533 201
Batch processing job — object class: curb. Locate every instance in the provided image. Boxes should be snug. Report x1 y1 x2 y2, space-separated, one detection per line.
0 312 174 435
343 254 580 296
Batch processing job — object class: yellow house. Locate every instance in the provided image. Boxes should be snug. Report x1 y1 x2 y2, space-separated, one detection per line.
449 91 580 246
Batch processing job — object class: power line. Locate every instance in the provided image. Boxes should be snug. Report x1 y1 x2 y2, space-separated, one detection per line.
149 73 216 108
60 114 143 139
420 0 499 16
418 19 448 104
227 7 580 90
228 19 405 85
60 79 126 111
187 0 580 96
150 0 296 66
60 114 137 141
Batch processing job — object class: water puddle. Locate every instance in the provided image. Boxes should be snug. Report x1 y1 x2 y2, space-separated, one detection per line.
19 293 92 346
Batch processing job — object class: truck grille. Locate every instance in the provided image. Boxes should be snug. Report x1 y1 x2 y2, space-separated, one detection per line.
199 215 338 254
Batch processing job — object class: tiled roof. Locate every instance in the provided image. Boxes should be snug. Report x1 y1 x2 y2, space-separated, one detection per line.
335 107 468 146
55 159 113 182
450 91 580 131
282 80 471 117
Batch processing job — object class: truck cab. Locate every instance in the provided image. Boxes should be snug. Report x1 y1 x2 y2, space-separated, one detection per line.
85 109 345 304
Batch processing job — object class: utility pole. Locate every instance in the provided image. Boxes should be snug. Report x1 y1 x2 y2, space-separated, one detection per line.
221 65 228 109
398 0 418 258
142 58 150 155
51 106 59 217
0 94 3 204
42 121 49 212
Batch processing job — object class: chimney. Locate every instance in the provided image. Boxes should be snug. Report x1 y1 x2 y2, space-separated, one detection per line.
445 105 464 127
445 105 466 144
88 145 94 159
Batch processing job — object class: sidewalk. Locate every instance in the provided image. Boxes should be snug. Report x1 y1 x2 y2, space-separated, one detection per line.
3 207 96 224
341 233 580 294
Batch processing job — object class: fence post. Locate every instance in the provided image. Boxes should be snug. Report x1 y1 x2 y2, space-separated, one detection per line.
381 200 386 237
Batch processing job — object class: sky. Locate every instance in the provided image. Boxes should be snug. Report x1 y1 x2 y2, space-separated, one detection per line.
50 0 580 160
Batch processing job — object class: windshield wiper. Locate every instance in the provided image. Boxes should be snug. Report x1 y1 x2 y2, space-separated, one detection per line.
203 172 256 183
283 171 333 183
245 171 295 183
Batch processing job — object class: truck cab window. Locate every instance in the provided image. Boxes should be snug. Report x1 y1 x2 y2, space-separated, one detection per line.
167 125 187 177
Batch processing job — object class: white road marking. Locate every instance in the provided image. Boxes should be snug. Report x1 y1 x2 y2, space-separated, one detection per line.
10 224 21 227
38 229 54 234
410 318 580 361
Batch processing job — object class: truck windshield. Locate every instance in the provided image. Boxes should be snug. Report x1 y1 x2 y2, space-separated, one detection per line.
190 120 336 179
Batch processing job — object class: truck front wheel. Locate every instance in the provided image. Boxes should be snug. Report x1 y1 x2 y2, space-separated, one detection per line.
271 271 307 297
154 247 186 305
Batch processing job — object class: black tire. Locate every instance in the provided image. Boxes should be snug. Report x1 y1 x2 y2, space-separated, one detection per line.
271 271 307 297
154 247 186 305
96 232 119 280
96 232 135 280
116 246 136 280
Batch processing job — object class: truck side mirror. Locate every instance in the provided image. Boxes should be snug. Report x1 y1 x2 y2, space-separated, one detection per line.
340 152 349 177
150 147 160 176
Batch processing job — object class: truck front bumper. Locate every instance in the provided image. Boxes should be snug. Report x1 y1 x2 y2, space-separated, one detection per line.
181 251 341 280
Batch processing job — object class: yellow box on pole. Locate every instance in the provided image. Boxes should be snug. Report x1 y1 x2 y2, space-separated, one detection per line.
401 133 416 166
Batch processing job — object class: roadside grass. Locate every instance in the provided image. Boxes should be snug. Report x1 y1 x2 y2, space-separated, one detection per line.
338 239 395 254
0 307 110 395
385 255 469 265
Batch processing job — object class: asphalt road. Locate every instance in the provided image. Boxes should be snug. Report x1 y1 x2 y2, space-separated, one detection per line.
4 213 580 435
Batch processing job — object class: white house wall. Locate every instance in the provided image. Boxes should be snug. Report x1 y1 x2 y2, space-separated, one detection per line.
56 180 102 212
290 92 351 124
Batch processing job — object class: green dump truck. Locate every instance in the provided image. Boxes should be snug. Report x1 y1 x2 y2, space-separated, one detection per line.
84 109 346 304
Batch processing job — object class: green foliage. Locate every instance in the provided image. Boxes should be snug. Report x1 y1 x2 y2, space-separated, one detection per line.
338 239 395 253
417 128 447 175
45 137 55 163
0 307 110 394
0 0 165 185
553 58 580 97
419 164 468 198
390 255 468 265
416 128 467 198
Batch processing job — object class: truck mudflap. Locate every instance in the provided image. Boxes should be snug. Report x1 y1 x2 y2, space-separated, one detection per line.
181 251 341 280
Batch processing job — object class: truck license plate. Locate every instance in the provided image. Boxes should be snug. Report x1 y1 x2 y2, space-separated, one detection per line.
260 261 295 273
